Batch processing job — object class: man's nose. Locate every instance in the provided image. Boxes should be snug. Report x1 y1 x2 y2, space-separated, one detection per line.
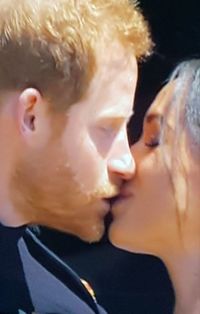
107 152 135 180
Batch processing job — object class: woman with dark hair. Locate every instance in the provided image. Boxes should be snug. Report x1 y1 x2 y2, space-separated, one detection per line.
109 60 200 314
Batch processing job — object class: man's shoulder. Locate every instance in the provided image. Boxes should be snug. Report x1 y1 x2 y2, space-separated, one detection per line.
18 227 107 314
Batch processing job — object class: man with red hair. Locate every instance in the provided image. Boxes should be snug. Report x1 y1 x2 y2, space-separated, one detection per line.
0 0 152 312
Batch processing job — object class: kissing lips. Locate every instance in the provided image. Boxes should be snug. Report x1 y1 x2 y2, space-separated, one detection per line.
110 191 133 217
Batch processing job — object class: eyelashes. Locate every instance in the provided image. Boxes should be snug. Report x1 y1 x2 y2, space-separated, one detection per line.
144 132 161 148
145 137 160 148
143 114 163 148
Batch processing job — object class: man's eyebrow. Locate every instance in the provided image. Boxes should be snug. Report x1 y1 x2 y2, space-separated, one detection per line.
98 110 134 121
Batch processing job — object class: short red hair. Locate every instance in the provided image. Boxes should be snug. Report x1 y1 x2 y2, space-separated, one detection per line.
0 0 152 110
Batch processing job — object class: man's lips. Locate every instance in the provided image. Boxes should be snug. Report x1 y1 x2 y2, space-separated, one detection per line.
99 199 111 216
109 188 133 205
102 187 133 217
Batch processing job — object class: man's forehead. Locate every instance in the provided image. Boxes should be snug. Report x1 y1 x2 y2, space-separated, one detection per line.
95 40 137 74
97 106 134 119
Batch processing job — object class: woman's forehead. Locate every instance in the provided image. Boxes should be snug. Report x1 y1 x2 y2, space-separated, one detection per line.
148 81 176 116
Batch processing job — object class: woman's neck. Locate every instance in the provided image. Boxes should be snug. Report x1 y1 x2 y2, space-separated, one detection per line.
164 249 200 314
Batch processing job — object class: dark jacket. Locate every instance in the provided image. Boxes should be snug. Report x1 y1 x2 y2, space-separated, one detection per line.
0 224 107 314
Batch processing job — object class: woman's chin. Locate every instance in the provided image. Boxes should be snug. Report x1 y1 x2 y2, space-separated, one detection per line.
108 221 136 253
108 220 124 248
108 221 152 255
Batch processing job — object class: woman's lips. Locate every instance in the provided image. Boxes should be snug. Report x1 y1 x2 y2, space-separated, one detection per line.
110 190 134 216
116 185 134 200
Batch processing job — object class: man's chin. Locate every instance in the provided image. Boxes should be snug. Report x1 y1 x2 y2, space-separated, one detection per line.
76 222 105 243
44 219 106 243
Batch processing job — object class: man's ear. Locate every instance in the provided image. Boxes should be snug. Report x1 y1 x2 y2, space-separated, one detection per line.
18 88 43 136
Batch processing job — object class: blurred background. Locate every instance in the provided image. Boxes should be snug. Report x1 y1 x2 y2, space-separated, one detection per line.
39 1 200 313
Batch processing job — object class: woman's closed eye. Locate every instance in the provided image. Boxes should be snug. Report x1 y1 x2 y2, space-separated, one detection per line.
143 113 163 148
145 136 160 148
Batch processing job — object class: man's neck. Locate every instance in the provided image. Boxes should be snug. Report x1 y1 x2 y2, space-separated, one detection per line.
0 201 26 227
0 183 28 227
164 249 200 314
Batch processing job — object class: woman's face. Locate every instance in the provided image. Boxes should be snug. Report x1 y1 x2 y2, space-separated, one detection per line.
109 81 199 256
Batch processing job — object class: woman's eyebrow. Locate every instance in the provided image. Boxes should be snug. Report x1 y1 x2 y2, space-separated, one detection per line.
145 113 162 124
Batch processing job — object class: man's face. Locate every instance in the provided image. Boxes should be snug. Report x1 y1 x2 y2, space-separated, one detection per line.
11 43 137 242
